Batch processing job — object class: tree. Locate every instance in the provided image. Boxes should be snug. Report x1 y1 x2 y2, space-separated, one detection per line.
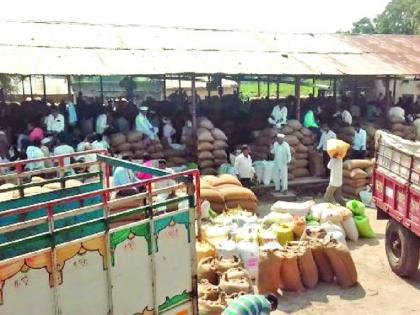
374 0 420 34
351 17 376 34
0 74 19 95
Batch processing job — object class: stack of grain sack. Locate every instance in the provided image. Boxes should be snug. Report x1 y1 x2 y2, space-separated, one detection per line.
200 174 258 213
164 147 190 168
109 131 164 160
337 126 355 147
250 120 316 180
197 117 229 175
342 159 374 199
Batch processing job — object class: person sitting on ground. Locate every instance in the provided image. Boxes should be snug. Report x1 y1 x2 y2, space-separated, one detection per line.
323 154 346 206
234 144 255 188
91 130 111 151
268 101 288 129
113 154 139 198
222 293 278 315
25 139 45 171
352 122 367 159
45 107 65 134
388 103 406 123
317 123 336 177
28 122 44 143
53 133 75 174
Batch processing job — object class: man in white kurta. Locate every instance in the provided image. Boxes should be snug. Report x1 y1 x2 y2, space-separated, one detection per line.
135 106 157 140
271 134 291 192
268 104 288 129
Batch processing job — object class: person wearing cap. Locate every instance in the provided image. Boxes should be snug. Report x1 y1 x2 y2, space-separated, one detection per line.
135 106 157 140
222 293 278 315
271 133 291 193
268 102 288 129
234 145 255 188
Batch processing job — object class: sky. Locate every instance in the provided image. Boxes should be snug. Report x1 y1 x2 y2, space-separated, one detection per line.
0 0 390 33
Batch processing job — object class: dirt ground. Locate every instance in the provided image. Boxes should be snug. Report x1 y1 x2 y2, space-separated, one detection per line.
257 204 420 315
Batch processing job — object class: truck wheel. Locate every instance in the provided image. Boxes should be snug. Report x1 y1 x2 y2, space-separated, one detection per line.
385 220 420 277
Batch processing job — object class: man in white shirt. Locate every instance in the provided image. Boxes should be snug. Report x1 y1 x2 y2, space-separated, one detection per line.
45 108 65 134
53 133 75 174
135 106 157 141
352 122 367 159
323 156 346 206
96 109 112 134
234 145 255 188
317 123 336 176
268 103 288 129
271 134 291 193
334 107 352 126
25 140 46 171
388 104 406 123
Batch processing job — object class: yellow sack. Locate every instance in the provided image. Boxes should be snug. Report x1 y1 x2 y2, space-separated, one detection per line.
326 139 350 160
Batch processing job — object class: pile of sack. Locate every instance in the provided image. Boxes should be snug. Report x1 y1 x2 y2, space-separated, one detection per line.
388 122 416 141
164 147 191 168
250 120 316 182
198 117 229 175
197 255 254 314
337 126 355 146
109 131 165 160
342 159 374 199
200 174 258 213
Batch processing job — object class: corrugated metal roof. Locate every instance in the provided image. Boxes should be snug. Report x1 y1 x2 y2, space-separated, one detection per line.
0 20 419 76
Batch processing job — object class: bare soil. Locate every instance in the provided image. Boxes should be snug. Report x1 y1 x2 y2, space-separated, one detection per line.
257 204 420 315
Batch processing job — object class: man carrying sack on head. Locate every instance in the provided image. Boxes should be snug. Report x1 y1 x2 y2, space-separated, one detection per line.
271 133 291 193
323 139 349 206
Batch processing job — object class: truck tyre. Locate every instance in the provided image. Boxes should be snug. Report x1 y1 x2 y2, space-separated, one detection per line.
385 220 420 277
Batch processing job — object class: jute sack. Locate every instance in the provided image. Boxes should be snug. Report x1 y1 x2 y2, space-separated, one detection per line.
223 267 251 281
391 123 404 132
134 150 146 158
199 151 214 160
213 150 227 159
197 242 216 263
288 119 302 131
260 128 278 138
279 250 305 292
150 152 164 159
288 242 319 289
199 119 215 130
201 188 225 203
126 131 143 143
295 130 304 140
217 186 257 202
215 256 243 273
302 136 315 145
297 144 309 153
366 166 374 177
164 148 186 157
201 168 218 176
294 159 308 168
219 273 253 295
198 128 215 142
200 160 215 168
343 177 369 187
198 292 227 315
210 202 225 213
131 142 145 151
284 135 300 146
293 168 310 178
324 241 358 288
256 137 273 146
212 174 242 187
214 140 228 149
281 126 294 135
225 200 257 213
198 142 215 151
198 257 218 284
119 150 134 158
211 128 228 141
309 151 325 177
257 249 282 294
309 240 334 283
295 153 309 160
116 143 131 152
343 168 368 179
202 175 218 186
343 159 374 170
110 133 126 146
301 128 312 137
198 279 219 299
215 159 227 166
326 139 349 159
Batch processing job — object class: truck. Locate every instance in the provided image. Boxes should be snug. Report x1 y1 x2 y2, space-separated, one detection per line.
373 131 420 277
0 151 201 315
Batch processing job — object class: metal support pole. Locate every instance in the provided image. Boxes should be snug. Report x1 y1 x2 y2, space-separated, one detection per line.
42 75 47 103
295 77 301 121
66 75 71 98
267 76 270 98
207 75 211 99
178 75 182 94
29 75 33 99
163 75 166 100
333 78 337 103
276 77 280 100
21 76 25 98
257 77 260 97
99 76 104 104
191 75 197 153
385 75 391 111
393 78 397 104
312 78 315 95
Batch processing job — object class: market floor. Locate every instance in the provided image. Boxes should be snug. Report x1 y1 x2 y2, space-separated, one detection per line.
257 205 420 315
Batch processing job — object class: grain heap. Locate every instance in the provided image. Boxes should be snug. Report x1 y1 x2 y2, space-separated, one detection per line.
200 174 258 213
342 159 374 199
197 117 229 175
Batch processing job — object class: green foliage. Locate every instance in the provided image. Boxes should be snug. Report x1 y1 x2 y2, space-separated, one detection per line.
351 0 420 35
0 74 18 93
351 17 376 34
